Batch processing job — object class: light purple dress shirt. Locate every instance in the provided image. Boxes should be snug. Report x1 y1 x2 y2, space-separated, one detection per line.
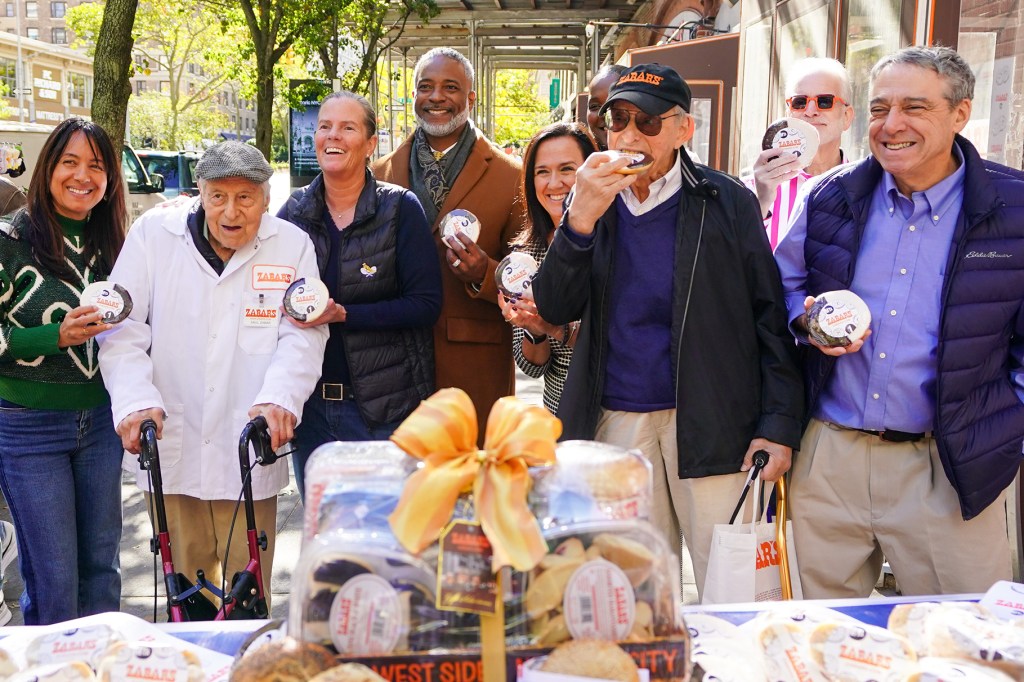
774 147 1024 432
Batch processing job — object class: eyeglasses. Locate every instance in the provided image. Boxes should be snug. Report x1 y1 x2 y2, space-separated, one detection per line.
603 109 682 136
786 94 848 111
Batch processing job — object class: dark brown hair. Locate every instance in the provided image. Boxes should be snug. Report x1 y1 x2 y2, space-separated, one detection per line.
24 118 126 280
515 122 598 249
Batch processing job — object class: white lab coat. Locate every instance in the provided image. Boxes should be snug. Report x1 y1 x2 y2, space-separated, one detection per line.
98 200 328 500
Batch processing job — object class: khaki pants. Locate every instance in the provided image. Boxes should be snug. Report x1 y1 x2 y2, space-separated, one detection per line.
596 409 748 602
145 493 278 608
790 419 1011 598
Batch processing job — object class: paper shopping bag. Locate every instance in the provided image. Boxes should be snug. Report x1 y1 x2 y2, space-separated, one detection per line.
702 476 802 604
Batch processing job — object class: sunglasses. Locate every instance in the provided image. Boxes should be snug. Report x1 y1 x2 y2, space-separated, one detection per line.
786 94 848 111
603 109 682 136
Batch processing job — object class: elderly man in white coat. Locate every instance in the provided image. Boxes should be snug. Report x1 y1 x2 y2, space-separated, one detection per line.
98 141 328 602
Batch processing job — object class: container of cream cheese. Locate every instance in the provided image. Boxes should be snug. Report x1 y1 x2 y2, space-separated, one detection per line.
283 277 330 323
495 251 539 300
79 281 133 324
807 289 871 347
440 209 481 243
762 117 819 170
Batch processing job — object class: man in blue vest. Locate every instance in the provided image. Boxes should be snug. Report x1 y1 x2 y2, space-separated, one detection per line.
775 45 1024 597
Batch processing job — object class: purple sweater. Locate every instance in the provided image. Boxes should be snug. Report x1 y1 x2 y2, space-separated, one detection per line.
601 192 681 412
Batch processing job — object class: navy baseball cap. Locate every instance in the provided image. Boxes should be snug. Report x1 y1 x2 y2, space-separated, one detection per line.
599 63 692 116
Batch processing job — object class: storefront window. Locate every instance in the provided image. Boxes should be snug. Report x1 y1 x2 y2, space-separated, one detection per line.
737 0 772 173
958 2 1023 170
686 97 712 164
843 0 902 162
777 2 829 75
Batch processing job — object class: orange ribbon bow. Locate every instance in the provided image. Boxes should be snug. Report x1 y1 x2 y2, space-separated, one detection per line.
388 388 561 572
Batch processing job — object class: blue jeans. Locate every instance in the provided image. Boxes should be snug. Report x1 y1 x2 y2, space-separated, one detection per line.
292 393 401 500
0 401 123 624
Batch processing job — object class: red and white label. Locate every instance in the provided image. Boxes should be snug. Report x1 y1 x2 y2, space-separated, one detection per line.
329 574 403 655
562 558 635 641
251 264 295 290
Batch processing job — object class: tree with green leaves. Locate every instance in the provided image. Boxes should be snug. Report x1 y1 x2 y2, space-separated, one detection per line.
68 0 252 150
128 92 229 149
230 0 357 159
292 0 438 94
89 0 139 142
493 70 552 147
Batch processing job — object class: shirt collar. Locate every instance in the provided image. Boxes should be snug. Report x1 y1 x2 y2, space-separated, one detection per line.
882 144 966 220
619 151 683 215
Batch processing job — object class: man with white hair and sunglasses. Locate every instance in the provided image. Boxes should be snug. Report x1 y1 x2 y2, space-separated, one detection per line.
532 63 804 600
748 57 855 250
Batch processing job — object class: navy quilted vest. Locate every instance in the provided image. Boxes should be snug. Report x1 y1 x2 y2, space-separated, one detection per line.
802 136 1024 520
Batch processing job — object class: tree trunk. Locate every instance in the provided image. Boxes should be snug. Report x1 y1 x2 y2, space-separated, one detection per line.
254 57 274 159
92 0 139 143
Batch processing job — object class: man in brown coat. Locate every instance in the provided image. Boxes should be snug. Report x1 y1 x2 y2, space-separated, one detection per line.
374 47 523 434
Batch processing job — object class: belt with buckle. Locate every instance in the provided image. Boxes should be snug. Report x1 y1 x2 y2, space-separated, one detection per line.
856 428 927 443
321 383 355 401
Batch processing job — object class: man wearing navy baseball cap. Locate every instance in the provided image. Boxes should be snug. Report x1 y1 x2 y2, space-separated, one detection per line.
533 63 803 602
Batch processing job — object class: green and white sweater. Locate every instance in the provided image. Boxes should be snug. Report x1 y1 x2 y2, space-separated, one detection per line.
0 210 110 409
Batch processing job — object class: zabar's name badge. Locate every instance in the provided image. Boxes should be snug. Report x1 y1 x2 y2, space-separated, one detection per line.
436 520 498 615
243 293 278 328
251 264 296 290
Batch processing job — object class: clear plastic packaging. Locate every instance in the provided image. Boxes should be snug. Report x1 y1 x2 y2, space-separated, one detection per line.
301 441 416 542
290 440 683 656
531 441 652 527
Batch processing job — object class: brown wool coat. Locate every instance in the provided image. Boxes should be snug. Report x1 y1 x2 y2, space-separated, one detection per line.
373 132 524 437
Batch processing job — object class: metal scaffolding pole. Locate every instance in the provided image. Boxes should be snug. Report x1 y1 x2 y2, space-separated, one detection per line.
578 35 587 105
402 47 410 141
387 48 394 139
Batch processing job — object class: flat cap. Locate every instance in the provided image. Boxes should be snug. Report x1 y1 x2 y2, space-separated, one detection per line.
195 141 273 184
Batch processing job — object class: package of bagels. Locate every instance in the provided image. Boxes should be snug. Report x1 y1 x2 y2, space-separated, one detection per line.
288 389 691 682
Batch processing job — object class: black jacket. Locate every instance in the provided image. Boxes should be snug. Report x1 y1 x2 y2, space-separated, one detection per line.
279 170 438 426
533 152 804 477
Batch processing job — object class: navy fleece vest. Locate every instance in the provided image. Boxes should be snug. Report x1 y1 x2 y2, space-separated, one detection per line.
802 136 1024 520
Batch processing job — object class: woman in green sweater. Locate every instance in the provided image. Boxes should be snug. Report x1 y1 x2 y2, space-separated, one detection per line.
0 118 127 624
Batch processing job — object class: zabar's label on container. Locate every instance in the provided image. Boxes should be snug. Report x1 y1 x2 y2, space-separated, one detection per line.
101 645 195 682
563 558 635 641
495 252 539 300
329 574 404 655
80 281 133 324
283 277 329 323
813 623 915 681
251 264 296 291
26 625 119 668
807 289 871 347
436 520 498 615
440 209 481 244
761 117 819 170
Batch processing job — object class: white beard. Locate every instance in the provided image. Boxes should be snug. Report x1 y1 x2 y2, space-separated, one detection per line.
415 106 471 139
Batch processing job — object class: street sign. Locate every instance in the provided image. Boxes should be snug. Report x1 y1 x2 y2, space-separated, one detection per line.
549 78 560 109
13 89 32 97
388 104 404 111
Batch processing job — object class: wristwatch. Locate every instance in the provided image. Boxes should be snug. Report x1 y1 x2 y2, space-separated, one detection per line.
523 330 548 345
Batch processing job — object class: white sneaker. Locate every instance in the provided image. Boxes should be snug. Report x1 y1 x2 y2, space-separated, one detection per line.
0 591 10 626
0 520 16 574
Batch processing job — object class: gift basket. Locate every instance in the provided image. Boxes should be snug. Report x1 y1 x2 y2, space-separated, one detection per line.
286 389 691 682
